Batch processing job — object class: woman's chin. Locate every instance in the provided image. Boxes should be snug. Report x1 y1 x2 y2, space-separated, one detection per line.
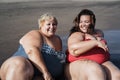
82 31 87 33
48 33 55 37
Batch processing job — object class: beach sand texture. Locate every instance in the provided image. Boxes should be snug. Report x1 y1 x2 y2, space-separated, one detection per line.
0 1 120 68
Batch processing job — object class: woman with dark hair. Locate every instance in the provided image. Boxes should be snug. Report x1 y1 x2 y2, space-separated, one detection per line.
65 9 120 80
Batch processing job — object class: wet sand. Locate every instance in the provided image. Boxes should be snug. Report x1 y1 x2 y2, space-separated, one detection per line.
0 1 120 68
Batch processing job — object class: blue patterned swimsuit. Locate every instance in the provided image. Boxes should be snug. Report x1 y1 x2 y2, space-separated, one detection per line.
13 44 66 77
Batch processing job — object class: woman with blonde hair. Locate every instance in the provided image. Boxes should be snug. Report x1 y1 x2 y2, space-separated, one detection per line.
0 13 66 80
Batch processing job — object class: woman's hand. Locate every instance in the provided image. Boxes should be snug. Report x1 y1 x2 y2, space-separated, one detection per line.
85 34 96 40
85 34 108 51
43 71 53 80
97 40 108 52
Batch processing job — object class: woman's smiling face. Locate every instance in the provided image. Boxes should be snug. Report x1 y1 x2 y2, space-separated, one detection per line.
41 18 57 37
79 15 91 33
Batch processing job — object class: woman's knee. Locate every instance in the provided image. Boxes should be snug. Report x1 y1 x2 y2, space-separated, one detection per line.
102 61 120 80
87 61 105 74
72 60 104 74
1 56 34 79
66 60 105 74
65 60 106 80
83 60 106 80
10 56 34 74
4 56 32 70
113 70 120 80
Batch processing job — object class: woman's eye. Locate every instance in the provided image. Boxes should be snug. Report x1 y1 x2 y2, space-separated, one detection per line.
85 20 90 23
47 23 50 26
53 23 56 26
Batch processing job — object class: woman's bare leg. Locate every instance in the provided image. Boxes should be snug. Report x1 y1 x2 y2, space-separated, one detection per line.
65 60 106 80
0 56 34 80
102 61 120 80
0 67 1 80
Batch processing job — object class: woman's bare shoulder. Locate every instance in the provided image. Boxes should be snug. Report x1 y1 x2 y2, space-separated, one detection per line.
22 30 41 39
19 30 42 46
68 32 84 44
69 32 83 39
27 30 40 36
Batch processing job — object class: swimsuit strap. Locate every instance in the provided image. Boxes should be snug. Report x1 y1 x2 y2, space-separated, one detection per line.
41 43 66 63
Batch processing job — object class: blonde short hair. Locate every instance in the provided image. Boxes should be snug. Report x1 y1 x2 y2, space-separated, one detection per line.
38 13 58 29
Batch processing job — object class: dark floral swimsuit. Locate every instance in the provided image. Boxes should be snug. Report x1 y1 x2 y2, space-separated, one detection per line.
13 43 66 78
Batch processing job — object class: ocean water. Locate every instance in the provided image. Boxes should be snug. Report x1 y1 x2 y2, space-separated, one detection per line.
104 30 120 68
104 30 120 54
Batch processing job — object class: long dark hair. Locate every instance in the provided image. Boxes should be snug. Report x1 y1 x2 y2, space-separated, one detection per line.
70 9 96 35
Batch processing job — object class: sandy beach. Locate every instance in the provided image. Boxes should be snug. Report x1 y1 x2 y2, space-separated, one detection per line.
0 1 120 68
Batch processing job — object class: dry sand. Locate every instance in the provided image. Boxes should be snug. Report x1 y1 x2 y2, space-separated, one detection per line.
0 1 120 68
